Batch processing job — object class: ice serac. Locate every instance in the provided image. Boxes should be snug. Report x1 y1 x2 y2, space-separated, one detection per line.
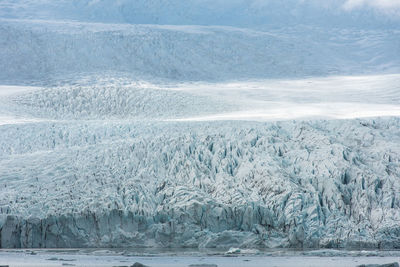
1 117 399 249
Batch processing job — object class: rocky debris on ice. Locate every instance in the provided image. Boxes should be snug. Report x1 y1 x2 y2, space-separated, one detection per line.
131 263 149 267
357 263 399 267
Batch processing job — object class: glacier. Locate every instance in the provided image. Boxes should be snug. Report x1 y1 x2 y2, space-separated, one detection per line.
0 0 400 251
1 18 400 83
1 77 400 249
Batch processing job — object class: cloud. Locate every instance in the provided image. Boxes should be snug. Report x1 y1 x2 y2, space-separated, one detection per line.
343 0 400 11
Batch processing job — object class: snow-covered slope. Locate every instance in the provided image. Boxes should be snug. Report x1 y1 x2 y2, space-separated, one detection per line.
2 74 400 122
1 0 400 28
1 19 399 83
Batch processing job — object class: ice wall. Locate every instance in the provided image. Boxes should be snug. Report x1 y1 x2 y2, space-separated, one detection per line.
1 118 399 248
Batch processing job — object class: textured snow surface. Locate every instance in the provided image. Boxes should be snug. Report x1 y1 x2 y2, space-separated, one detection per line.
1 77 400 249
3 75 400 122
1 118 400 248
1 0 400 28
1 19 400 83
